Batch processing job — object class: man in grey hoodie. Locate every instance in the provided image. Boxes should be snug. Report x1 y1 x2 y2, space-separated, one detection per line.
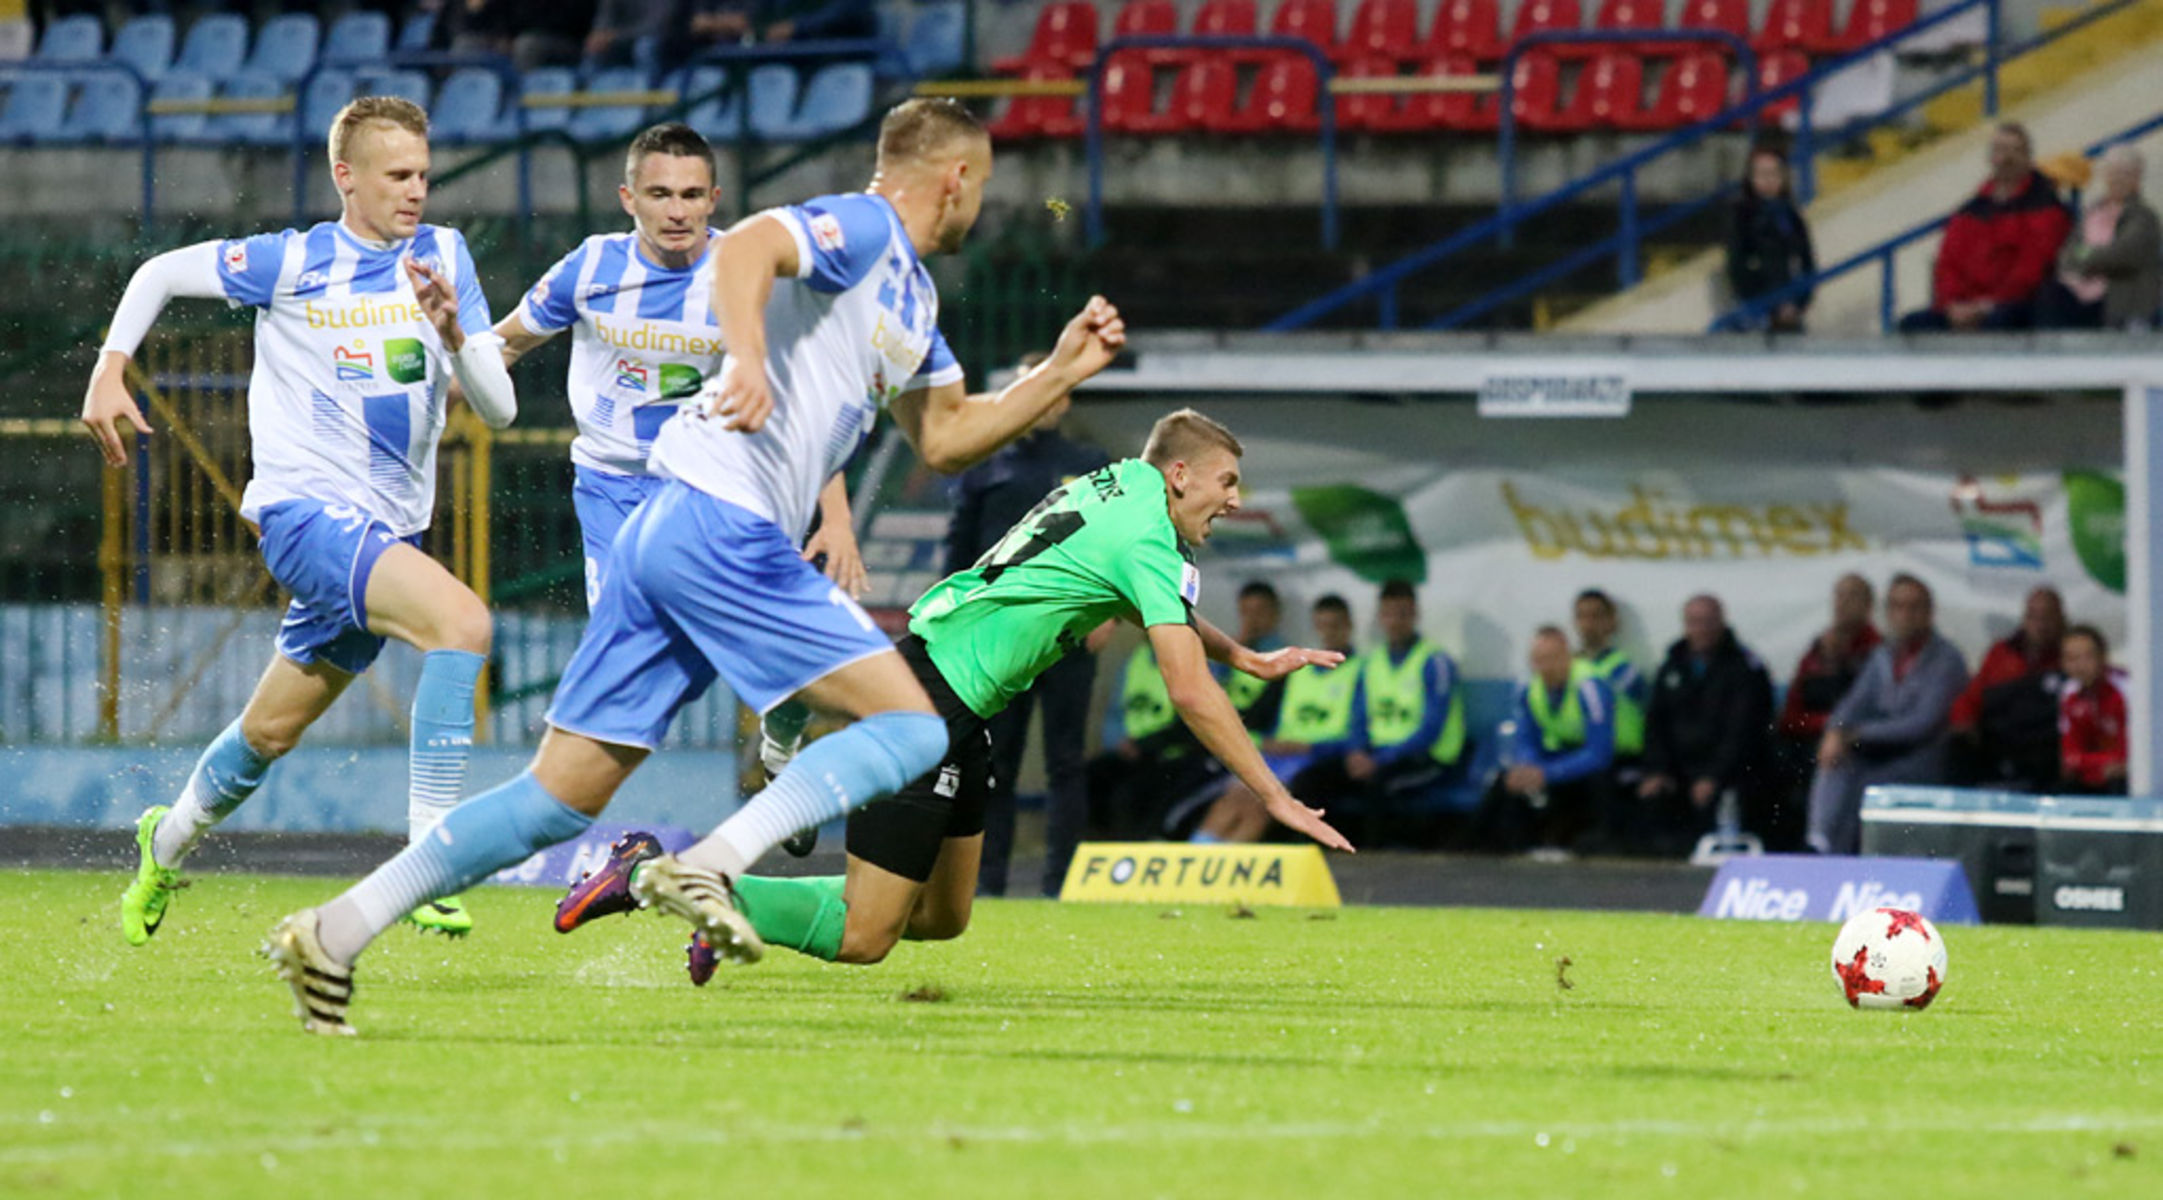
1806 574 1971 855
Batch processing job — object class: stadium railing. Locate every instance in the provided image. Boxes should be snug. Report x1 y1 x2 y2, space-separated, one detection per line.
1265 0 2146 332
1709 106 2163 331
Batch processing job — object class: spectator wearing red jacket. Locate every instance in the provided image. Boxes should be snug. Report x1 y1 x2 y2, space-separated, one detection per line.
2058 625 2127 795
1899 124 2073 332
1950 585 2065 790
1768 573 1880 851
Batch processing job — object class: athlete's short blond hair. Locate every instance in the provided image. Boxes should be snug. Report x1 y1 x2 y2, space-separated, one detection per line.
1143 408 1243 469
328 96 429 165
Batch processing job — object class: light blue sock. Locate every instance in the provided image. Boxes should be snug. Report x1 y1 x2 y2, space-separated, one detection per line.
153 718 275 868
315 770 591 964
409 649 485 842
1190 831 1227 845
684 710 948 877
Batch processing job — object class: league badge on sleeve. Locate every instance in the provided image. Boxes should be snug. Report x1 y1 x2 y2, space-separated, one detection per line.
810 212 845 252
224 242 248 274
1181 562 1201 605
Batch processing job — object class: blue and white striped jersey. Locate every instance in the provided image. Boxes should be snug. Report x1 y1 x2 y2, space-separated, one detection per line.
649 192 964 544
514 230 724 477
216 220 493 536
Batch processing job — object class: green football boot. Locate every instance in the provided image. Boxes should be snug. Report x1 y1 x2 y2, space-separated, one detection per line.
120 805 187 946
403 894 474 937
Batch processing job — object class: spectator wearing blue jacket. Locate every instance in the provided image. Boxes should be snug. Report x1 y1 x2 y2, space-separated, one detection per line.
1465 625 1616 855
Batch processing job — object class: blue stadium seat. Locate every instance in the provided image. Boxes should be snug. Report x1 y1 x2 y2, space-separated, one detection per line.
432 68 505 144
242 14 320 85
356 68 431 110
770 62 873 140
58 74 145 143
324 11 393 66
904 2 967 77
149 72 214 143
397 10 438 54
175 14 250 81
110 16 177 82
681 67 743 141
745 63 799 140
214 73 289 147
34 14 103 64
299 69 357 144
0 76 71 144
519 66 577 133
569 67 650 142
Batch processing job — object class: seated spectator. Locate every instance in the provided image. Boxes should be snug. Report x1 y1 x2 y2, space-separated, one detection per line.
1463 626 1616 856
1219 581 1288 732
1898 123 2072 332
2037 146 2161 331
760 0 878 43
1188 594 1360 844
1771 573 1881 850
1806 574 1970 855
690 0 759 48
2058 624 2127 795
1086 638 1219 842
1725 145 1817 332
586 0 688 69
1626 595 1774 857
1574 588 1646 782
1949 585 2065 790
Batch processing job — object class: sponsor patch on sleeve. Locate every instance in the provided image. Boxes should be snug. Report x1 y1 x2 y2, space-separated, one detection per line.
224 241 247 273
1181 562 1201 605
809 212 844 252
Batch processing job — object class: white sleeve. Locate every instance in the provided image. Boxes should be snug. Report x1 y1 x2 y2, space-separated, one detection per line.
452 331 518 429
99 243 227 358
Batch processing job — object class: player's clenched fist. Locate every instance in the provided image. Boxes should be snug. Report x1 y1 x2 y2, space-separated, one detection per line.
704 355 773 433
1049 295 1126 381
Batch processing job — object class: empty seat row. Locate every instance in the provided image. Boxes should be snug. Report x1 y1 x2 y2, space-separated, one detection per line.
998 0 1919 73
30 12 402 85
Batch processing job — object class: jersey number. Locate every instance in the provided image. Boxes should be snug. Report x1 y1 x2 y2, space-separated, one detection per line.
979 508 1085 585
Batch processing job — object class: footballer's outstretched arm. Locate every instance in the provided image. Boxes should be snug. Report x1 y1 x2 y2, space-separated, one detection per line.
1193 613 1344 677
889 296 1125 474
82 243 231 465
1149 621 1355 853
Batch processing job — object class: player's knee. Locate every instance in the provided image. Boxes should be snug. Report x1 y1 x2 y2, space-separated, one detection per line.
835 925 901 964
239 712 304 760
433 595 493 656
860 710 948 791
907 910 970 942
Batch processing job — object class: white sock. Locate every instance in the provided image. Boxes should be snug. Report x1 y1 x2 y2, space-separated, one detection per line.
152 790 219 869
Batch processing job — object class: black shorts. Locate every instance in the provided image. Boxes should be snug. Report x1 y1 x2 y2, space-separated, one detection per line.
845 634 993 883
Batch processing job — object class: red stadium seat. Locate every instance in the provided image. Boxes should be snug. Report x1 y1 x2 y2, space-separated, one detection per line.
1590 0 1666 56
991 1 1101 74
1220 53 1322 132
1618 48 1730 129
1755 0 1833 54
1464 49 1563 131
1271 0 1341 61
1752 48 1811 122
1112 0 1183 64
1829 0 1919 53
986 68 1086 140
1676 0 1750 58
1100 54 1178 132
1508 0 1584 55
1368 53 1484 131
1334 55 1400 130
1425 0 1504 63
1167 57 1239 130
1188 0 1263 63
1564 48 1648 128
1340 0 1420 65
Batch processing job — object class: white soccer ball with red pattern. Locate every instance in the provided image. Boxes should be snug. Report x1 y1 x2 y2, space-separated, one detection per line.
1830 907 1948 1010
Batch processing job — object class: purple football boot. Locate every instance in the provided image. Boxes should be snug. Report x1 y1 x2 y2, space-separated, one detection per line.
553 832 664 933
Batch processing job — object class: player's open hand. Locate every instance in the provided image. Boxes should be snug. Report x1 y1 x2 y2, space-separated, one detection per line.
1241 645 1345 682
803 519 867 598
1048 295 1126 383
81 351 153 467
705 356 773 433
1265 792 1355 853
404 258 464 352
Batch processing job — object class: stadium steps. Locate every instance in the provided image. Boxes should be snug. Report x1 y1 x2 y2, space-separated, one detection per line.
1920 1 2163 134
1558 32 2163 335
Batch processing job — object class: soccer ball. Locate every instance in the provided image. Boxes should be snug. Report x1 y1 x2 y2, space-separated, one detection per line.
1829 907 1948 1010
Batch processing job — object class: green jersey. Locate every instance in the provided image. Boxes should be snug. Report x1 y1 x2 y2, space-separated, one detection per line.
910 459 1197 718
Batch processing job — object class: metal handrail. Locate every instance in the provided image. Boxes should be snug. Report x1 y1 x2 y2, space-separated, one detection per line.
1712 108 2163 332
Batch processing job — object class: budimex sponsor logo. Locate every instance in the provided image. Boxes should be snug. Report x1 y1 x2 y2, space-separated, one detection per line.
592 318 723 357
304 297 425 330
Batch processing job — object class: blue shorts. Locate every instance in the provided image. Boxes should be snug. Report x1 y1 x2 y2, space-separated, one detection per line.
571 465 663 609
257 499 421 676
1263 751 1314 782
546 480 892 749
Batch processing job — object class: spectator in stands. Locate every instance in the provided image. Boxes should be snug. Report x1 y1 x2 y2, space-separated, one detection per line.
1898 123 2072 332
1725 145 1817 332
690 0 758 47
1806 574 1970 855
1219 580 1289 737
443 0 597 70
1574 588 1646 783
1949 585 2065 791
759 0 877 43
586 0 689 69
1187 594 1360 844
1771 573 1881 850
2037 146 2161 330
1629 595 1774 857
2057 624 2127 795
943 352 1110 898
1463 626 1615 856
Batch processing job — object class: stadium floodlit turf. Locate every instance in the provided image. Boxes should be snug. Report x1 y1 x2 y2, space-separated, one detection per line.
2 870 2157 1198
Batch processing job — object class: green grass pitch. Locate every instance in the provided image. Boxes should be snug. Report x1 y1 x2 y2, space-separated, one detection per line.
2 868 2158 1198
